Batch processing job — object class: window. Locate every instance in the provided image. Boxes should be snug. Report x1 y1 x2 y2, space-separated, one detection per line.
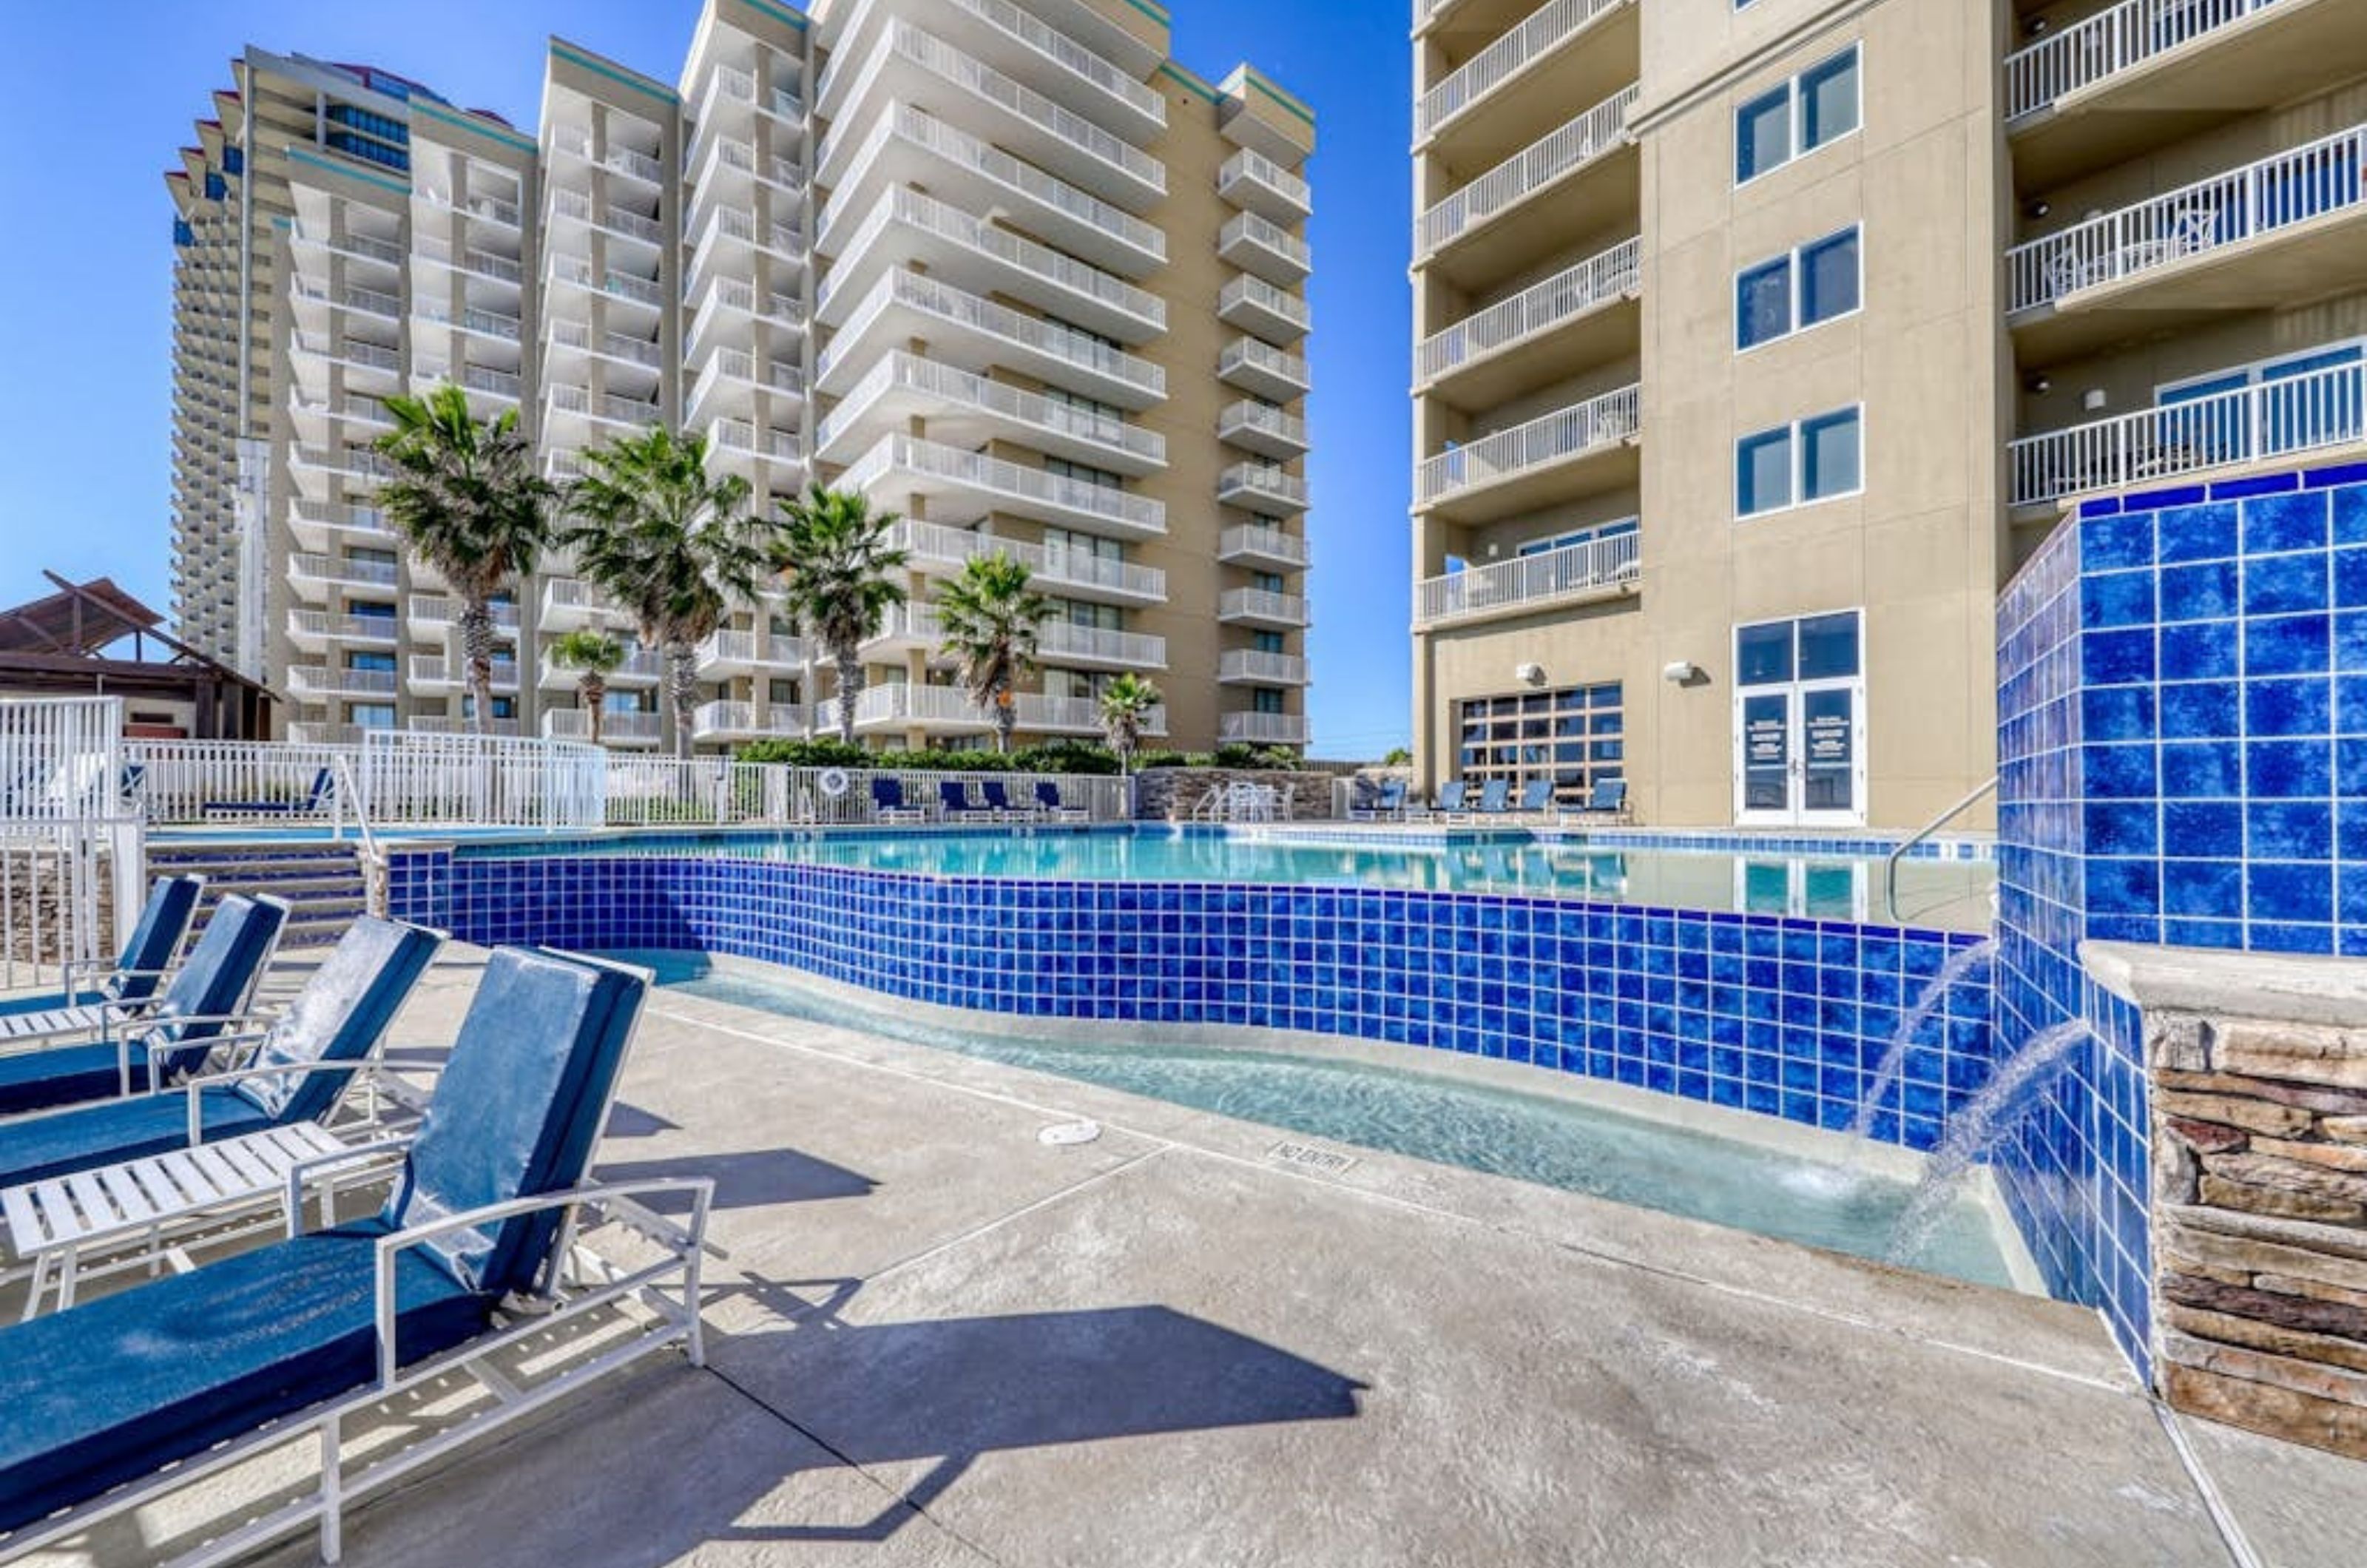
1253 570 1286 593
1252 629 1286 654
1044 669 1115 700
1045 456 1124 491
1056 598 1121 629
1456 683 1624 805
348 703 396 730
1736 407 1863 517
1735 45 1860 184
1736 227 1860 349
345 651 396 673
1515 517 1639 556
768 677 800 704
1253 689 1286 714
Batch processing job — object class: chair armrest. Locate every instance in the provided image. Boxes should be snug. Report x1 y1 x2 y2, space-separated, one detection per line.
186 1059 374 1143
371 1177 717 1387
280 1137 416 1237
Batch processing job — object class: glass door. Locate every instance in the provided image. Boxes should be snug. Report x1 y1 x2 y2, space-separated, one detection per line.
1733 612 1865 827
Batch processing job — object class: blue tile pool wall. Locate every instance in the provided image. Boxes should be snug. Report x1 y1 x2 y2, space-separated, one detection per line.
1993 462 2367 1378
395 851 1995 1154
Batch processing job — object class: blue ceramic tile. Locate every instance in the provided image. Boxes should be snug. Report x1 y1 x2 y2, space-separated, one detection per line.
2081 513 2155 569
2084 802 2158 856
2161 741 2240 797
2162 859 2243 918
2333 549 2367 609
2244 614 2331 677
2249 800 2334 860
2242 488 2329 552
2081 571 2155 629
2082 629 2155 686
2155 501 2237 564
2081 687 2155 742
2245 553 2329 615
2083 743 2158 798
2246 740 2333 799
2161 622 2239 682
2158 560 2238 623
2163 801 2243 858
2215 472 2302 502
2245 677 2332 739
2159 681 2238 740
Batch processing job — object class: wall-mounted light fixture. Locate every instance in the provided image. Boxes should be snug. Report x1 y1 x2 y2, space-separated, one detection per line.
1662 660 1701 685
2026 374 2052 395
1516 662 1546 687
2082 388 2110 413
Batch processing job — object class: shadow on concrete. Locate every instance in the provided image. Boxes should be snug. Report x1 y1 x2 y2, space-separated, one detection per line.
598 1148 877 1211
601 1101 683 1139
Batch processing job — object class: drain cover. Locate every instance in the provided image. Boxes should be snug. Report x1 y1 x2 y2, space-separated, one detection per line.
1267 1140 1357 1175
1039 1121 1101 1146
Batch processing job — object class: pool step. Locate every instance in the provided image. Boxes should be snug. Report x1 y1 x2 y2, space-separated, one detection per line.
149 842 373 950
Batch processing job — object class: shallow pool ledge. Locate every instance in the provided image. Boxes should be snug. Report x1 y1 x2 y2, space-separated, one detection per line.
2084 938 2367 1461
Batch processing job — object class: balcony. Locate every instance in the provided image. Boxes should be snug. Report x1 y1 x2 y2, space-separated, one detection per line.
546 187 665 256
815 681 996 734
708 417 806 480
1413 527 1640 630
891 519 1166 605
286 663 400 699
689 276 804 358
690 135 806 210
933 0 1166 141
1019 693 1166 737
287 500 394 552
841 434 1166 539
1218 338 1311 402
689 204 808 283
1218 524 1310 570
544 382 663 433
286 610 399 651
538 576 616 629
547 255 666 317
1037 621 1167 671
819 186 1165 344
1218 146 1311 226
407 595 519 630
689 345 806 426
1217 402 1310 462
1417 85 1638 289
1219 650 1309 686
690 700 807 743
1217 274 1311 345
2005 0 2367 189
544 707 663 746
823 103 1164 280
1218 212 1311 289
1417 383 1640 524
2008 358 2365 510
818 18 1164 211
816 269 1165 410
538 646 663 692
2007 124 2367 362
1415 235 1640 404
408 655 519 697
1417 0 1638 166
1219 588 1310 629
696 629 807 677
1219 712 1307 746
550 126 666 188
814 351 1165 476
1218 462 1311 516
288 552 400 598
546 318 665 374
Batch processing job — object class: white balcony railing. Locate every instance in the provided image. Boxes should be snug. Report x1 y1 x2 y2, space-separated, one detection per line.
1037 621 1167 669
844 435 1166 535
1419 85 1637 257
1219 649 1309 685
1220 712 1307 746
868 103 1165 266
2008 123 2367 312
1219 337 1311 395
288 552 399 589
1414 528 1641 629
1218 146 1312 219
1219 588 1310 626
1218 524 1311 568
544 708 663 744
1016 693 1167 734
889 518 1166 601
2006 0 2285 121
288 610 400 643
817 352 1163 468
1219 462 1311 511
1417 236 1640 383
2008 359 2365 507
1218 402 1310 453
1220 211 1312 280
943 0 1165 127
1417 0 1630 141
825 186 1166 334
820 269 1166 402
1219 272 1311 337
1417 384 1640 505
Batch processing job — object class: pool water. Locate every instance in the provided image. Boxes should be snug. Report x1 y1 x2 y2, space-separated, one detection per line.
623 950 2024 1291
503 826 1993 928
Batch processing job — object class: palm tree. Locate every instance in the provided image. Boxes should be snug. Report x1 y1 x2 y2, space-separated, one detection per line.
935 552 1051 754
373 384 556 735
561 428 777 759
775 485 908 746
549 629 625 746
1097 672 1163 774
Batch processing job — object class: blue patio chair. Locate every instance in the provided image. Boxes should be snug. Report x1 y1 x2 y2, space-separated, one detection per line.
1033 780 1088 822
1513 780 1554 820
0 916 442 1192
1352 779 1407 821
869 776 928 824
1561 777 1632 825
1448 779 1510 822
203 764 335 819
978 779 1033 820
1428 780 1468 817
0 946 710 1564
0 893 288 1116
938 780 993 822
0 875 205 1038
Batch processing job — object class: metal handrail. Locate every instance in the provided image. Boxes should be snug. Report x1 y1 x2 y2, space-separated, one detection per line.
1883 777 1996 925
329 753 388 916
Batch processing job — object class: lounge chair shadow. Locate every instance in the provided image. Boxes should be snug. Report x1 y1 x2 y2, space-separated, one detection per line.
600 1101 682 1139
597 1147 877 1210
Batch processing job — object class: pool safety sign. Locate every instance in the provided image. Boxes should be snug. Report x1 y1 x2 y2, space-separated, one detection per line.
1268 1140 1357 1175
1806 710 1851 763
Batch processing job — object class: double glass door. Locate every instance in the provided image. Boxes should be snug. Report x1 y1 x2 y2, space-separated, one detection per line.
1733 612 1864 827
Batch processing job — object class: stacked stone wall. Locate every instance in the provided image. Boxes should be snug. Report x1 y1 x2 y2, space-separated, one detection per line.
1132 768 1337 821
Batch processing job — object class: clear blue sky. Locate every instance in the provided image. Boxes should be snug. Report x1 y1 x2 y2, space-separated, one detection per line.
0 1 1412 757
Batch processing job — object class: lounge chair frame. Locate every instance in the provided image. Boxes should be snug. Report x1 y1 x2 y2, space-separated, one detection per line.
0 1176 714 1567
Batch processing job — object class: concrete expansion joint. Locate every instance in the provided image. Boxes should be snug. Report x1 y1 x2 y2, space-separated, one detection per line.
2149 1401 2265 1568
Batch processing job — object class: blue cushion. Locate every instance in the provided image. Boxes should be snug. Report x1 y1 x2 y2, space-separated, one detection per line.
382 949 643 1297
141 895 287 1082
0 1087 274 1189
0 1225 489 1535
232 918 440 1123
107 876 204 1005
0 1043 155 1118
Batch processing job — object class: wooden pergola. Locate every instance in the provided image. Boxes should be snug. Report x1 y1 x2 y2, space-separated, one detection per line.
0 573 275 740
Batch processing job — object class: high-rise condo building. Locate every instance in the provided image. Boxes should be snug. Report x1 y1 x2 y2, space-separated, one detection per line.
1410 0 2365 830
166 0 1314 754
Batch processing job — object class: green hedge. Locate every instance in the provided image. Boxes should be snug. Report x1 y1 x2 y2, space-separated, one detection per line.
732 737 1122 774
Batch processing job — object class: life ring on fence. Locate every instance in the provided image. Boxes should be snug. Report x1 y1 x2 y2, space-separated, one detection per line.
817 768 852 799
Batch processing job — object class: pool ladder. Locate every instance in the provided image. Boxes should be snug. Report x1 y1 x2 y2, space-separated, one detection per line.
1882 776 1995 925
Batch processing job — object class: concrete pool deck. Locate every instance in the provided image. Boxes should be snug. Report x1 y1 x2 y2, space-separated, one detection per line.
26 947 2366 1566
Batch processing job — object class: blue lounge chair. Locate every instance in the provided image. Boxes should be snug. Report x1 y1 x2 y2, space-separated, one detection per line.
0 947 709 1563
203 764 335 819
870 776 928 823
0 916 442 1192
939 780 993 822
1448 779 1510 822
0 874 205 1040
1561 777 1632 825
1513 780 1554 820
1352 779 1407 821
1428 780 1467 817
979 779 1031 820
0 893 288 1116
1033 780 1088 822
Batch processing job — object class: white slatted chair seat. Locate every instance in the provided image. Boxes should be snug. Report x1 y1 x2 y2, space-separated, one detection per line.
0 1004 109 1043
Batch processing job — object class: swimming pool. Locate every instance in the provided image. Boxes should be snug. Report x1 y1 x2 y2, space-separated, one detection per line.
451 825 1995 929
624 949 2027 1291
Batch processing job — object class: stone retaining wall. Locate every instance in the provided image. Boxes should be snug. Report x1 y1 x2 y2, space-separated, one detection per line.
1 845 115 968
2147 1010 2367 1458
1132 768 1337 822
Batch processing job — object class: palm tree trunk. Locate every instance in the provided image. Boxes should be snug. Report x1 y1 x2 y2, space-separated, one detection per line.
581 674 607 746
995 688 1016 754
666 641 698 760
459 598 496 737
834 644 863 747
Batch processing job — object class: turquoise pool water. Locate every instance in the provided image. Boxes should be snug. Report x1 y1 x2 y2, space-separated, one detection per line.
490 827 1993 928
624 950 2022 1290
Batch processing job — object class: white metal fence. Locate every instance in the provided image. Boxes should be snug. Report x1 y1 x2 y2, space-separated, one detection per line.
2 697 143 990
2005 0 2280 121
601 760 1134 828
1417 385 1641 505
130 732 607 833
1418 85 1636 257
